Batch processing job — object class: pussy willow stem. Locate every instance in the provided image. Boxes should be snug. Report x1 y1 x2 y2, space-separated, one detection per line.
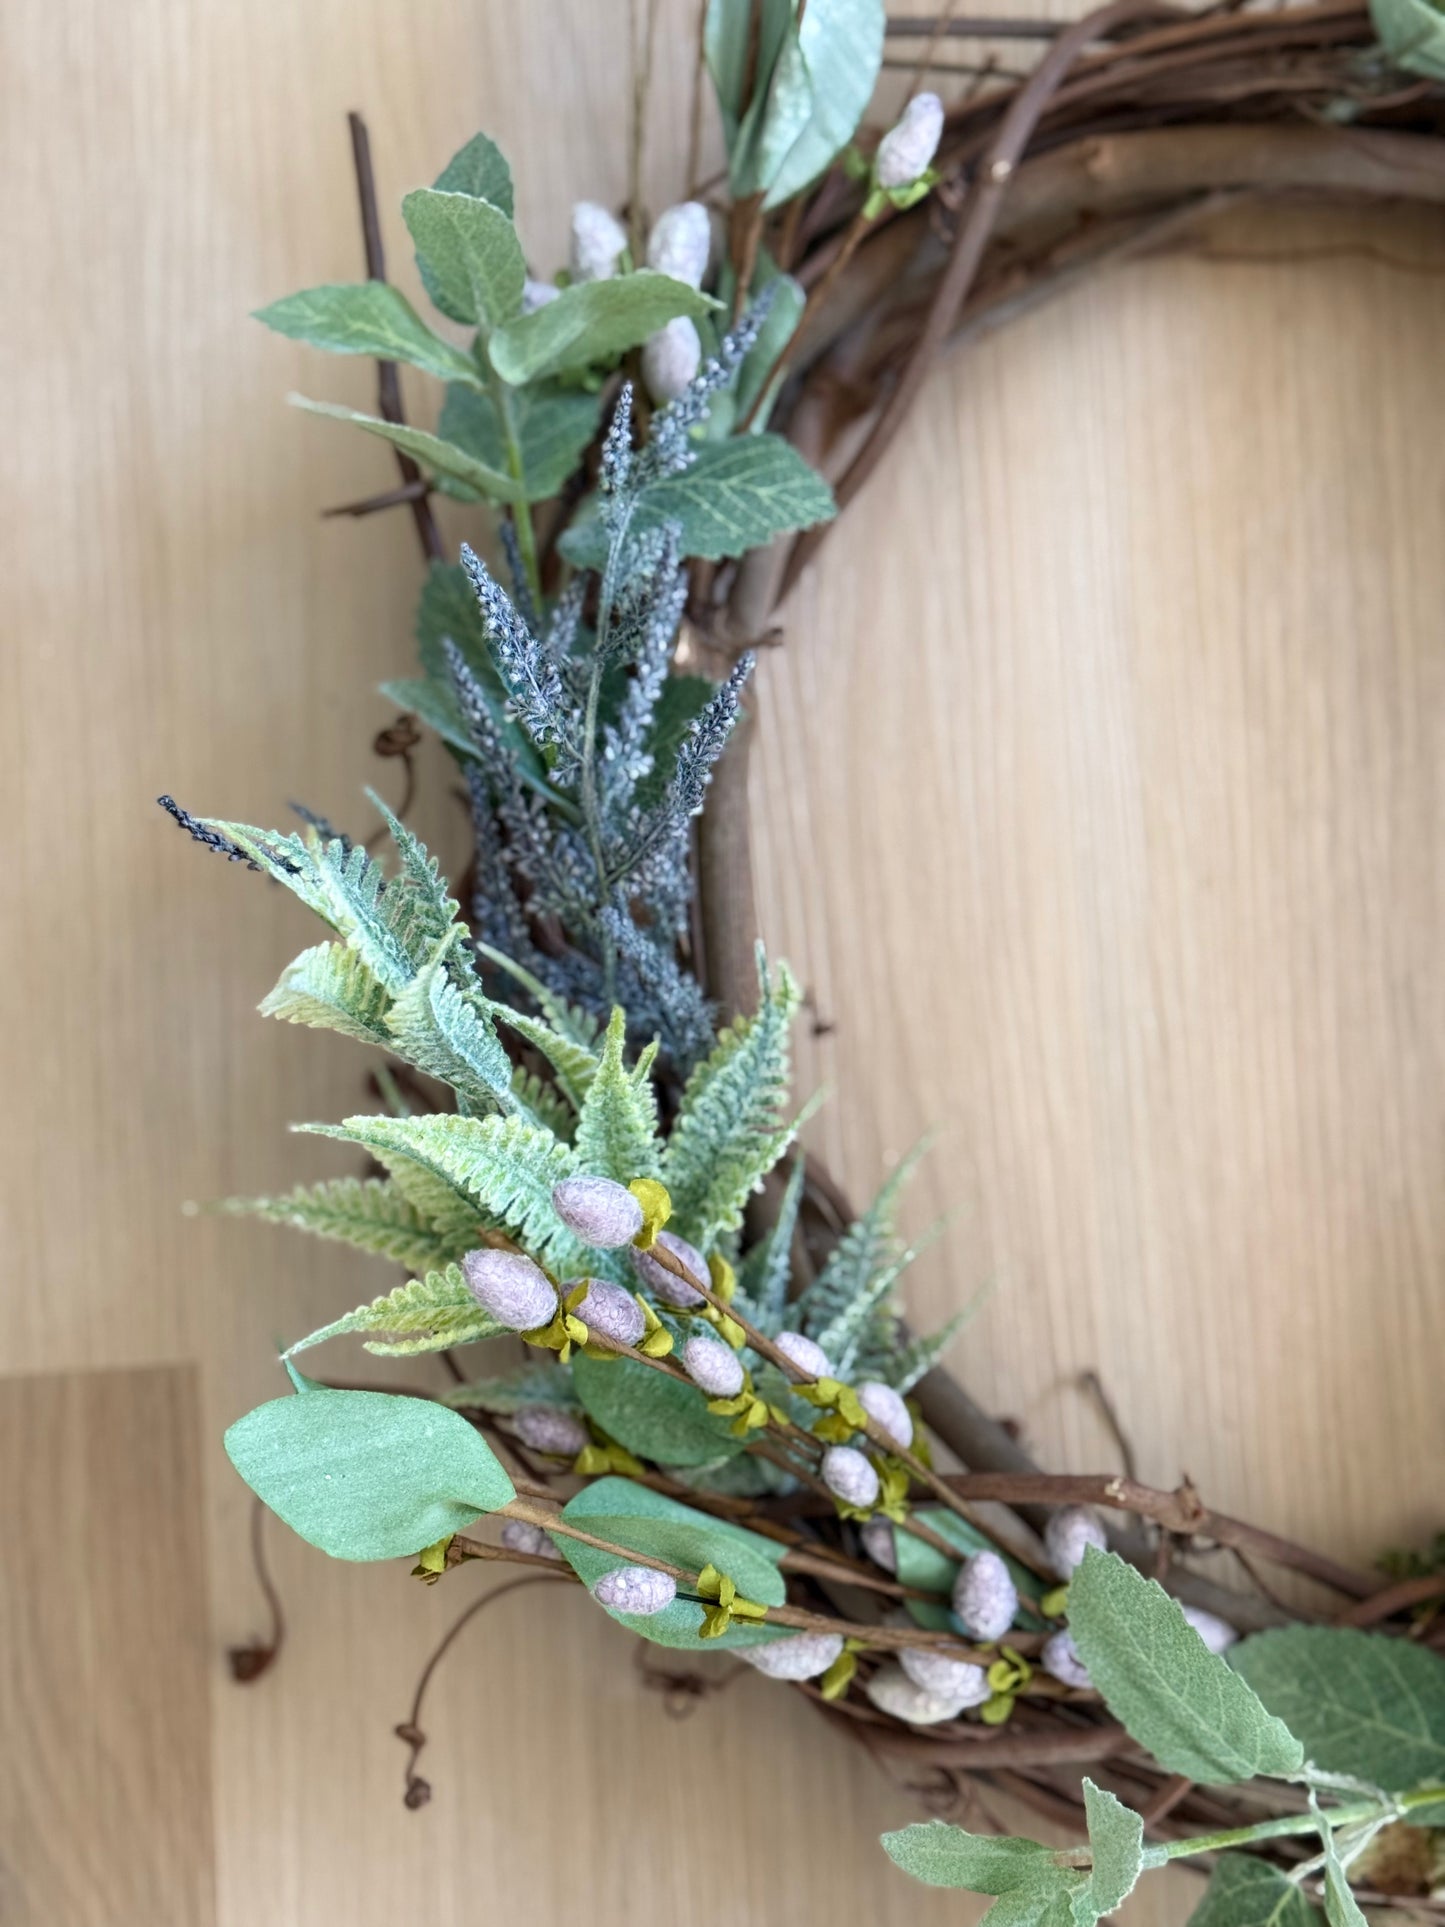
1131 1785 1445 1870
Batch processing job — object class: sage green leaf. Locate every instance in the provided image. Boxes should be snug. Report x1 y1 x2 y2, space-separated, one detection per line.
1069 1548 1304 1784
258 940 393 1046
288 396 521 501
253 281 482 387
882 1823 1064 1892
285 1263 503 1357
1187 1855 1322 1927
378 675 477 762
573 1007 662 1183
402 188 526 331
705 0 794 142
570 1352 747 1468
219 1176 461 1275
1077 1779 1144 1919
733 0 885 209
488 271 717 385
734 265 806 426
437 380 602 501
1318 1818 1367 1927
892 1505 1045 1633
557 1476 785 1650
632 674 715 808
224 1385 514 1559
414 557 492 682
1230 1627 1445 1814
431 129 514 215
1370 0 1445 78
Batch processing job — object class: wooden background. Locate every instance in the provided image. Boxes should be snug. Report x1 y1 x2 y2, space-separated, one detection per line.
3 0 1442 1920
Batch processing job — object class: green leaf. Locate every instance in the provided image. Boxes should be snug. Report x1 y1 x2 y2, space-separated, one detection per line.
414 557 493 683
705 0 794 143
288 396 521 502
662 947 801 1251
1317 1817 1367 1927
302 1111 584 1273
441 1364 579 1413
384 943 513 1113
571 1351 747 1468
881 1823 1083 1922
1230 1627 1445 1814
488 271 717 385
1370 0 1445 78
225 1384 514 1559
556 1476 785 1650
508 1065 577 1142
734 263 806 426
285 1263 503 1357
258 940 393 1046
892 1506 1045 1634
732 0 885 209
1187 1855 1322 1927
253 281 482 387
438 381 602 502
631 674 717 809
800 1142 931 1374
402 188 526 331
573 1007 662 1183
1069 1548 1304 1785
431 130 514 215
219 1177 462 1275
736 1154 804 1328
1076 1779 1144 1920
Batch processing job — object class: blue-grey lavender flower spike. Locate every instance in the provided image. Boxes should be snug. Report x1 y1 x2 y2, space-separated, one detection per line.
600 385 635 500
498 518 541 638
602 903 716 1068
639 288 777 481
459 543 576 773
671 652 754 820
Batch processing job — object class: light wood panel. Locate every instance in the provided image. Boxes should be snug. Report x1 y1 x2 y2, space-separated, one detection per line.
3 0 1442 1920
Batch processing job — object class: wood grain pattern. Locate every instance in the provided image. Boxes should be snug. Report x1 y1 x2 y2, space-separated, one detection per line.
3 0 1441 1919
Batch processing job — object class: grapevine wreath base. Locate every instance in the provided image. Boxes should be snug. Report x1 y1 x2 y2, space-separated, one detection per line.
166 4 1445 1918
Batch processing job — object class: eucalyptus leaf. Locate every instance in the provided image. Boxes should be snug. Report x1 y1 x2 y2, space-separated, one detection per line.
556 1476 785 1650
1068 1548 1304 1785
431 129 514 214
403 188 525 331
1230 1627 1445 1816
706 0 795 142
570 1350 747 1468
733 0 885 208
254 282 481 387
224 1384 514 1559
893 1505 1045 1632
288 396 521 501
1370 0 1445 78
438 381 601 501
1187 1855 1323 1927
488 272 717 385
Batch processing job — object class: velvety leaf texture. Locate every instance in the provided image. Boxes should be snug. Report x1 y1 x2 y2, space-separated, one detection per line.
286 1264 504 1357
1187 1855 1323 1927
488 272 716 384
431 130 514 213
220 1177 462 1275
288 396 521 501
570 1352 746 1468
438 381 602 502
254 281 481 386
402 188 526 330
1068 1548 1304 1784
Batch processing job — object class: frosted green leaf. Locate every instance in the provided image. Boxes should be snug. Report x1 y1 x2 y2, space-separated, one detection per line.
441 1364 579 1413
573 1008 661 1184
1370 0 1445 77
402 188 525 331
571 1352 746 1468
705 0 793 142
1187 1855 1322 1927
1076 1779 1144 1920
557 1476 785 1650
384 946 513 1112
732 0 885 208
508 1065 577 1142
1318 1817 1367 1927
254 282 482 386
285 1263 506 1357
225 1384 514 1559
219 1177 462 1275
438 382 602 502
1069 1548 1304 1784
882 1822 1082 1922
302 1111 584 1273
258 940 392 1047
488 271 716 385
430 130 514 214
288 396 521 502
1230 1627 1445 1815
734 265 806 427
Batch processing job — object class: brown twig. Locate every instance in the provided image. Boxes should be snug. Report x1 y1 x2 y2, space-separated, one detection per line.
226 1495 286 1683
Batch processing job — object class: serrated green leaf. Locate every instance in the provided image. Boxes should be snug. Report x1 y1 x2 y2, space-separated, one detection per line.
254 282 483 387
736 1155 805 1330
508 1064 577 1142
438 381 602 502
258 940 393 1046
441 1364 579 1413
225 1384 514 1558
288 395 521 502
219 1177 461 1275
732 0 885 208
1370 0 1445 77
573 1007 662 1183
662 948 800 1251
1077 1779 1144 1920
402 188 525 331
384 946 513 1113
571 1351 747 1468
1187 1855 1322 1927
303 1111 584 1272
431 130 514 214
285 1263 503 1357
1230 1627 1445 1815
1069 1548 1304 1784
556 1476 785 1650
488 271 717 385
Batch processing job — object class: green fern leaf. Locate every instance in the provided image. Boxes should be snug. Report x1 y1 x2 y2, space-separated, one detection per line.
384 941 512 1112
219 1177 464 1274
441 1364 580 1412
879 1305 974 1394
508 1065 577 1142
382 1154 493 1242
794 1143 926 1339
365 788 464 961
476 942 602 1098
661 947 801 1251
573 1008 662 1182
258 941 394 1047
735 1157 805 1332
286 1263 508 1356
301 1111 587 1272
490 1005 600 1109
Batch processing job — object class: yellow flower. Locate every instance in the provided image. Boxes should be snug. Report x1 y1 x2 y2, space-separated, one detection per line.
694 1563 771 1639
627 1177 672 1249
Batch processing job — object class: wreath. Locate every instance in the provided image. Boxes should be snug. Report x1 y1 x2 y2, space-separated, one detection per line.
163 3 1445 1917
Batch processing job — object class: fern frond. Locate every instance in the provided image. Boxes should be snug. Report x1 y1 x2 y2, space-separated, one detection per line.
793 1141 929 1341
286 1263 507 1357
661 947 801 1251
814 1223 944 1377
509 1065 576 1142
440 1364 580 1412
365 788 464 962
301 1111 587 1273
735 1156 806 1334
877 1302 978 1395
573 1008 662 1183
218 1177 464 1274
384 942 512 1112
258 941 394 1047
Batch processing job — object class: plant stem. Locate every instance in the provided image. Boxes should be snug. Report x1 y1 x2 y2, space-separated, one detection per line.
1136 1786 1445 1871
490 373 543 611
